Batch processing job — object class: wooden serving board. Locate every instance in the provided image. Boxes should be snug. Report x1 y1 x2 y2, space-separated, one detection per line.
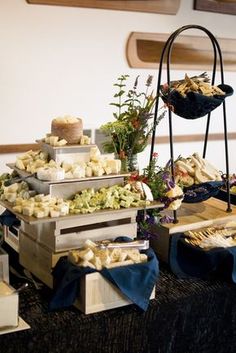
162 198 236 234
150 198 236 262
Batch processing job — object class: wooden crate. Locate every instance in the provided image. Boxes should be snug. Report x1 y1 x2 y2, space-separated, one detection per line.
0 248 9 284
19 231 67 288
0 282 19 328
150 198 236 263
36 140 95 164
3 225 20 253
75 273 155 314
19 231 155 314
21 209 137 252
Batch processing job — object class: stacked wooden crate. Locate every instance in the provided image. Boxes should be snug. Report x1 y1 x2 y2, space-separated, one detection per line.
1 141 158 312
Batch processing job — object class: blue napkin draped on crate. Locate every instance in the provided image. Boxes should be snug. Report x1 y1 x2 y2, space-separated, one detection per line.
0 209 20 227
169 233 236 283
49 244 159 312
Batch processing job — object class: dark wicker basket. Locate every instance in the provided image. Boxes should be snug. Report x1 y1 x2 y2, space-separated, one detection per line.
161 84 233 119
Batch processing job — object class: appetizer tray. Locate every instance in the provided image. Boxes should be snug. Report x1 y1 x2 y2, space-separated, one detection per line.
150 198 236 263
0 200 164 225
7 163 130 199
7 163 130 185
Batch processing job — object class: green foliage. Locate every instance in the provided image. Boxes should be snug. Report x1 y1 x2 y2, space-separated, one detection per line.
100 75 166 162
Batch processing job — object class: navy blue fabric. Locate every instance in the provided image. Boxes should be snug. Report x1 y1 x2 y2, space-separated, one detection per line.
49 247 159 311
183 181 224 203
0 209 20 227
169 233 236 283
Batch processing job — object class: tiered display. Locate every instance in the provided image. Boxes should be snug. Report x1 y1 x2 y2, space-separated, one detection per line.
149 25 235 269
0 117 161 313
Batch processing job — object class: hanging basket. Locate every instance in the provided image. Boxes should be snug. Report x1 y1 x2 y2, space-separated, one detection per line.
160 84 233 119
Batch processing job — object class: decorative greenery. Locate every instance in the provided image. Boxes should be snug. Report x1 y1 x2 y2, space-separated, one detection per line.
100 75 166 168
133 153 184 238
141 152 174 200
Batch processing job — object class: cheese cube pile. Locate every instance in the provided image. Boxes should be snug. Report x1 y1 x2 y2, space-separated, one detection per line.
69 184 149 214
68 239 148 270
10 193 70 218
62 147 121 179
0 181 35 203
15 150 49 174
42 134 91 147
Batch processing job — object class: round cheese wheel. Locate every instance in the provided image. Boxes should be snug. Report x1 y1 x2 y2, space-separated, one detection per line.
51 116 83 144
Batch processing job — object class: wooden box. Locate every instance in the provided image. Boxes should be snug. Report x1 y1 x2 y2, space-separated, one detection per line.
0 248 9 284
19 231 67 288
36 140 95 164
0 281 19 328
19 231 155 314
3 225 20 253
75 272 155 314
150 198 236 263
21 208 137 252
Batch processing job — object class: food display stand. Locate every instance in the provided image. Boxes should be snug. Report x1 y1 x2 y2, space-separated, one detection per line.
0 138 162 313
148 25 234 270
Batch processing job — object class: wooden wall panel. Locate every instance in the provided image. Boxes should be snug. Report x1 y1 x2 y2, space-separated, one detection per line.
126 32 236 71
26 0 181 14
194 0 236 15
1 132 236 155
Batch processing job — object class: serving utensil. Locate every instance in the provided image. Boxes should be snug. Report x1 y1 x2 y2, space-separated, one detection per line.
97 239 149 250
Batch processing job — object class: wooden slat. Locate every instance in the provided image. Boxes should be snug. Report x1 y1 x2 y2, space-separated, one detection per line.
0 144 39 154
1 132 236 154
152 132 236 144
126 32 236 71
194 0 236 15
26 0 181 14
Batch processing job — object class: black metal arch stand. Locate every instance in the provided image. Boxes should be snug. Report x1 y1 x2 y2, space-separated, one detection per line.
150 24 232 223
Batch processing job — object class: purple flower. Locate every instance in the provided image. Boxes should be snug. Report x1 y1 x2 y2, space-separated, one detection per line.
160 215 174 224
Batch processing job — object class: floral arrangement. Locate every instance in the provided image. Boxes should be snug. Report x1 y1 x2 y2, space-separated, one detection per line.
131 152 184 239
100 75 166 171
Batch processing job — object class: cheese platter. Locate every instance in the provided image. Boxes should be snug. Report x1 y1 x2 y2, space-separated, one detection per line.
0 199 164 226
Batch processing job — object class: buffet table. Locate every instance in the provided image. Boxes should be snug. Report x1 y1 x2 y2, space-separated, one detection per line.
1 256 236 353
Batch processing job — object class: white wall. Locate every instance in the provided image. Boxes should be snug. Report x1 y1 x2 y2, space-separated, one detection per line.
0 0 235 174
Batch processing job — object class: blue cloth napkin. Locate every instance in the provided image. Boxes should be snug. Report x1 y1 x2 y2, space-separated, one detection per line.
0 209 20 227
169 233 236 283
183 181 223 203
49 246 158 312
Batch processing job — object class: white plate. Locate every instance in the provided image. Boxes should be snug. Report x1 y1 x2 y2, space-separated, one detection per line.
0 317 30 335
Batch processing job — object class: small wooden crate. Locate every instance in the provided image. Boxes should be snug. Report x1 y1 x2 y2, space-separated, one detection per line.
150 198 236 263
3 225 20 253
19 231 155 314
0 281 19 328
21 208 137 252
0 248 9 284
75 272 155 314
36 140 95 164
19 231 67 288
